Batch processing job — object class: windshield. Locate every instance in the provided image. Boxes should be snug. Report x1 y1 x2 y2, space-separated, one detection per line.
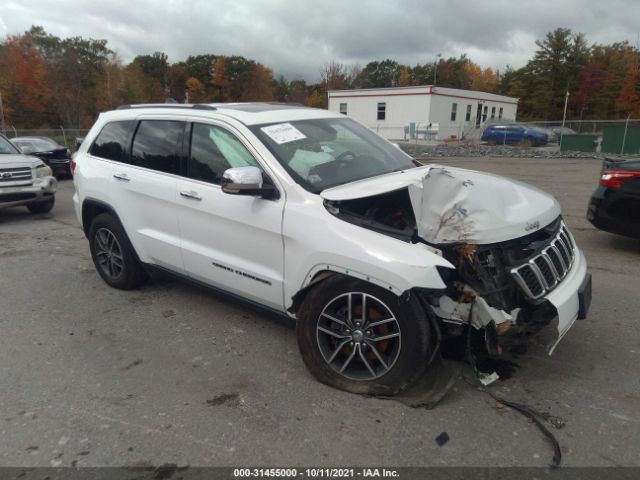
14 138 60 151
0 135 21 154
250 117 416 193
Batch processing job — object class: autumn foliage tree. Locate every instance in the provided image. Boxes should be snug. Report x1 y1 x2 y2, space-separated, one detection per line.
397 67 411 86
119 62 161 104
305 89 325 108
572 62 606 118
3 25 640 130
465 63 499 92
210 56 274 102
185 77 207 103
0 35 52 127
616 63 640 117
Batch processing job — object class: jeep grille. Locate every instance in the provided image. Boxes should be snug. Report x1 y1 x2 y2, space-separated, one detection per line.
510 223 576 300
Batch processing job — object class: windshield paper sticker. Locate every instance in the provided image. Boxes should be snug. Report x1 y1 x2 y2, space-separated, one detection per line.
261 123 306 144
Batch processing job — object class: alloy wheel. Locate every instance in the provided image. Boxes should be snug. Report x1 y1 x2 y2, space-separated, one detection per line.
94 228 124 280
315 292 402 381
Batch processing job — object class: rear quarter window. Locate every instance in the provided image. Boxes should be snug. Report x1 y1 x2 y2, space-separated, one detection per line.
89 121 135 162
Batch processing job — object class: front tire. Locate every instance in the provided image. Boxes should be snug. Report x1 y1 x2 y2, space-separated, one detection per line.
89 213 148 290
27 197 55 214
296 276 435 396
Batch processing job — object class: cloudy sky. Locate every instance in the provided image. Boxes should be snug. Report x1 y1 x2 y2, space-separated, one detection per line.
1 0 639 81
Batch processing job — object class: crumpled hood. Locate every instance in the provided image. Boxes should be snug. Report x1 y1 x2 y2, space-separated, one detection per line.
321 165 561 244
0 154 43 169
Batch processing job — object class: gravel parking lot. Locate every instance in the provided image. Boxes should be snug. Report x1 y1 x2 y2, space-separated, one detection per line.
1 156 639 469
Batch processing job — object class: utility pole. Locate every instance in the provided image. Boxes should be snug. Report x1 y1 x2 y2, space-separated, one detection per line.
106 64 112 108
433 53 442 86
0 90 5 135
561 91 570 129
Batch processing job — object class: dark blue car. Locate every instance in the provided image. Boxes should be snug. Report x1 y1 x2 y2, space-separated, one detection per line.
481 123 548 147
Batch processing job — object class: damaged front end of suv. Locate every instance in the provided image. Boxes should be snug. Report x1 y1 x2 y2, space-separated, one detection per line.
322 166 592 360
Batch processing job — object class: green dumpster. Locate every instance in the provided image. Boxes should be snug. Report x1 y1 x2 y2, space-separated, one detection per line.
601 125 640 154
560 134 597 152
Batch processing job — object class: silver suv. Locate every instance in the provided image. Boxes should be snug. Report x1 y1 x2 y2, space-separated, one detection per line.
73 103 591 396
0 133 57 214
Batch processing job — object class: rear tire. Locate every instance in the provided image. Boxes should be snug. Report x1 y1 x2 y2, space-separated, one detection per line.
89 213 148 290
27 197 55 214
487 136 498 146
296 276 436 396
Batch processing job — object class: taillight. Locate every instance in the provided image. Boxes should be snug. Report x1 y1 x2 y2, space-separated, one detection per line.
599 170 640 188
70 157 77 176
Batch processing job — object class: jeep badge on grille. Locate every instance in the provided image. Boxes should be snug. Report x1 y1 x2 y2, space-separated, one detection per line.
525 220 540 231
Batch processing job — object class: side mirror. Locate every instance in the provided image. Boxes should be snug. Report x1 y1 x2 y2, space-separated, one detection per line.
20 146 34 155
221 166 279 199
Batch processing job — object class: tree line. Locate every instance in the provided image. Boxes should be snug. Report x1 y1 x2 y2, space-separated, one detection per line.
0 26 638 129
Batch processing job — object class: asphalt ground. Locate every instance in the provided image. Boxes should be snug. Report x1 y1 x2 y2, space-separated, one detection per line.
1 157 639 468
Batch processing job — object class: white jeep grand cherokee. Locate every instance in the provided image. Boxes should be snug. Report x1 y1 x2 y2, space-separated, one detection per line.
73 103 591 395
1 133 57 213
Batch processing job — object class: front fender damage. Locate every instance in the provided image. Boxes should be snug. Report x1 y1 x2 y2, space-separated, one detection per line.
430 282 558 357
323 164 584 386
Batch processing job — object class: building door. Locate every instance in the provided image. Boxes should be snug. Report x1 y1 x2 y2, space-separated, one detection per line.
475 103 483 128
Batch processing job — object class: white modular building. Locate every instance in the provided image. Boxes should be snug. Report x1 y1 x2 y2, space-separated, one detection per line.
327 85 519 141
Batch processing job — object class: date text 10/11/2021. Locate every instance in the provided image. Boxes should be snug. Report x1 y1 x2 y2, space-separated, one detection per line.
233 468 400 478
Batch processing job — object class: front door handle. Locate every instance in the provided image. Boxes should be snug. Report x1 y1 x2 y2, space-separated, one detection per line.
180 190 202 201
113 172 130 181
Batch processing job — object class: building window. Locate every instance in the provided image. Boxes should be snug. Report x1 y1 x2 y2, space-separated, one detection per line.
339 103 347 115
377 102 386 120
450 103 457 121
491 107 496 120
499 107 503 119
466 105 472 122
482 105 488 122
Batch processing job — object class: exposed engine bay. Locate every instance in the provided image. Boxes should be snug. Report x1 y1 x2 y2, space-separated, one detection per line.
324 187 571 356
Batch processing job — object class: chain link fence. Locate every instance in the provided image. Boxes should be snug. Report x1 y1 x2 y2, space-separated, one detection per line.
370 123 488 142
370 118 640 151
3 119 638 150
370 118 519 143
1 127 90 150
529 119 640 134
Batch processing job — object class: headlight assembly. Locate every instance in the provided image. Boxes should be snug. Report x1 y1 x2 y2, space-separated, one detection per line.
36 165 53 178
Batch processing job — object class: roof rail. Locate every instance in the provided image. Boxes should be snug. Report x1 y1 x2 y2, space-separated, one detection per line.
115 104 217 111
265 101 306 107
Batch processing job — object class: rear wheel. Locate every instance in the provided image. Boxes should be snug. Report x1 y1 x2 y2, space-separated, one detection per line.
296 276 436 396
89 213 148 289
27 197 55 214
486 136 498 146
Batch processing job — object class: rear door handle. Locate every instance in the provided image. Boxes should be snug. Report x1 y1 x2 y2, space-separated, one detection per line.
113 172 130 181
180 190 202 201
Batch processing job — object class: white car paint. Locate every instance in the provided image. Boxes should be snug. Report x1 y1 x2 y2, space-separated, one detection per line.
282 193 454 303
0 153 57 209
322 164 561 245
545 246 587 354
73 103 589 355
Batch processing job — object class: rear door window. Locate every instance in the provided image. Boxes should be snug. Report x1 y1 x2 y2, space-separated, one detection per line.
89 121 135 162
131 120 184 174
